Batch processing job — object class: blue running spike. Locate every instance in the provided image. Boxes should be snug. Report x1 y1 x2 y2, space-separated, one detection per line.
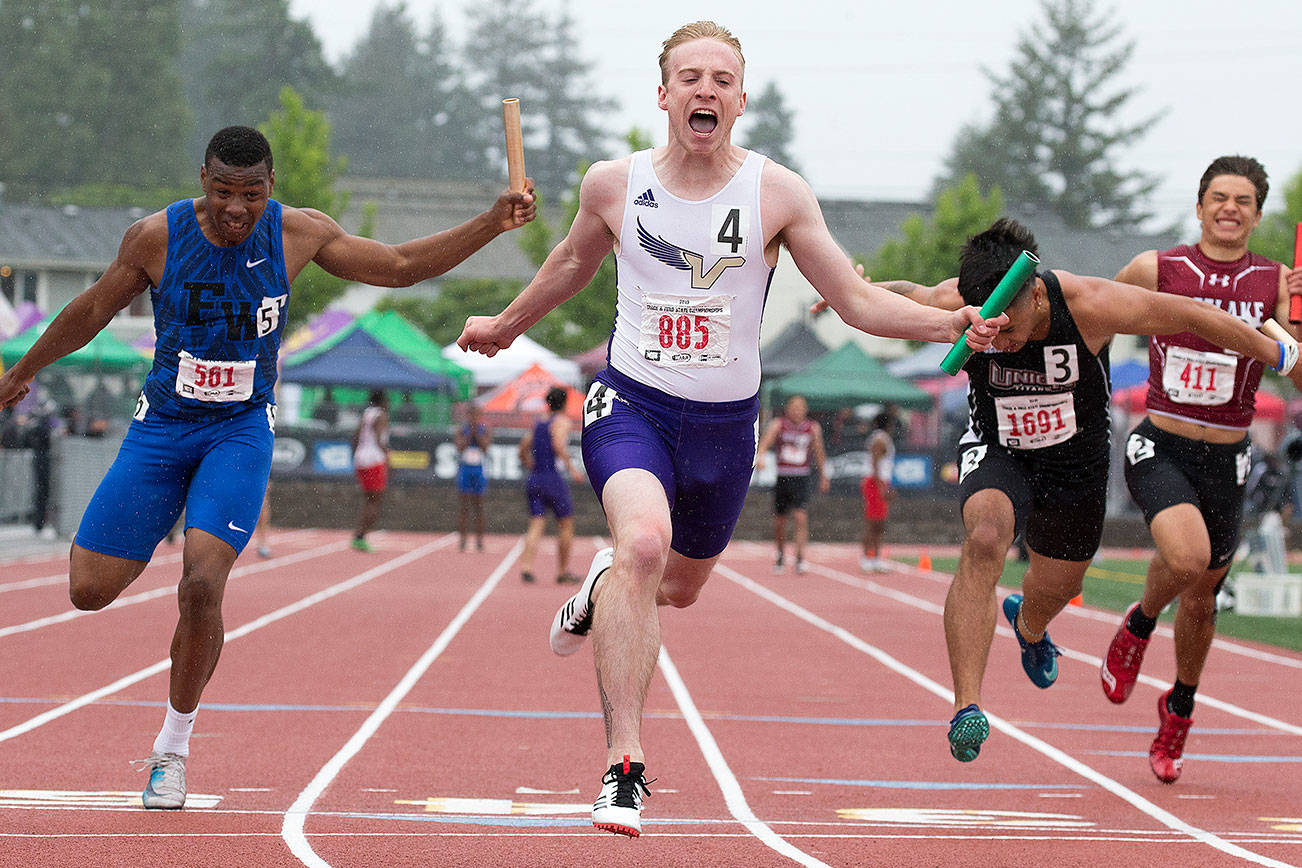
1003 594 1061 689
948 704 989 762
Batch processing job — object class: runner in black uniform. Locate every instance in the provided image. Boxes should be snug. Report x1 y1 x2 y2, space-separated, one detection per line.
852 218 1301 764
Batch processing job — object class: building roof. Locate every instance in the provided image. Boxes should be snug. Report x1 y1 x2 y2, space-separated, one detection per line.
820 198 1181 278
336 177 537 282
0 203 146 269
0 186 1181 288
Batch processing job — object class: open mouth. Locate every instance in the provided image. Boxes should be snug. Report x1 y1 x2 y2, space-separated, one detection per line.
689 110 718 134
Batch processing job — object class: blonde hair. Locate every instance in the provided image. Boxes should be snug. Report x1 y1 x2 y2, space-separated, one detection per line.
658 21 745 85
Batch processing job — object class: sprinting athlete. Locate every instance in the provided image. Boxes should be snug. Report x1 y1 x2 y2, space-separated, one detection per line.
457 20 1003 836
846 217 1302 764
1102 155 1302 784
0 125 534 809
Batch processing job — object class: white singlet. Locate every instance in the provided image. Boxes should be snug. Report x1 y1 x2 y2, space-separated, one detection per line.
607 149 774 402
353 406 388 470
866 429 895 482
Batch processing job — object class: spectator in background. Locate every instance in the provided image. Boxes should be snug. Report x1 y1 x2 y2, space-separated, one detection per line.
83 378 117 437
455 402 492 551
860 408 896 571
254 490 272 558
313 387 340 428
350 390 390 553
517 386 584 583
27 397 55 537
756 394 828 574
392 391 420 426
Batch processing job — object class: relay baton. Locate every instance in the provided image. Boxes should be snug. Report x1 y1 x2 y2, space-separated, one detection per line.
1289 223 1301 324
502 98 526 193
940 250 1039 375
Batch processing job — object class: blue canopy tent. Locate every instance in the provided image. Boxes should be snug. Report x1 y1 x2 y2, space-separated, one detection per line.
279 327 458 391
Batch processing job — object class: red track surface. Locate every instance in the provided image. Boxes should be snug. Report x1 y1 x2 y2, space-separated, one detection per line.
1 530 1299 867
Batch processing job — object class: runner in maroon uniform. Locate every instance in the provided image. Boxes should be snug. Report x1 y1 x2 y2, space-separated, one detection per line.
1102 155 1302 784
756 394 828 573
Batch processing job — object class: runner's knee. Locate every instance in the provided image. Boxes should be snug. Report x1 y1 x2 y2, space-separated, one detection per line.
659 579 703 609
69 577 117 612
615 525 671 587
1160 548 1211 585
176 569 226 617
963 518 1013 564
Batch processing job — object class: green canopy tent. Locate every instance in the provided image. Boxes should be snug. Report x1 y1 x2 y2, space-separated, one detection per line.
2 316 148 374
767 340 932 412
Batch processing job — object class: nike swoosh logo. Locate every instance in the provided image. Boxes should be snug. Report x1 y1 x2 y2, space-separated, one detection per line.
245 258 267 268
228 521 248 533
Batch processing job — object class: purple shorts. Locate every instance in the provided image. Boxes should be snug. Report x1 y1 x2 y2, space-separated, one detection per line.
581 367 759 560
527 472 573 518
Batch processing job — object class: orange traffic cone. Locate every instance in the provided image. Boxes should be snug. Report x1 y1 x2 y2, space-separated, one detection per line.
918 551 932 571
1069 593 1083 606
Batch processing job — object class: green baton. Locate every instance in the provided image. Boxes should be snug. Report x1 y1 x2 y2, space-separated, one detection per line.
939 250 1039 375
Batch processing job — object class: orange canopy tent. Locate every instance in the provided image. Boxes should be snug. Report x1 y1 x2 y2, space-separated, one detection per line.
478 362 583 429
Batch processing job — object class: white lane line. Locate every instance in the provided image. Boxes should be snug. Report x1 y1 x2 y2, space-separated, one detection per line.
657 646 831 868
0 536 455 744
0 530 321 595
718 563 1298 868
815 564 1302 737
0 539 353 641
281 540 522 868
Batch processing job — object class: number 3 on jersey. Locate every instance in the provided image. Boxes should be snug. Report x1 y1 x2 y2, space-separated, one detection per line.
710 205 750 256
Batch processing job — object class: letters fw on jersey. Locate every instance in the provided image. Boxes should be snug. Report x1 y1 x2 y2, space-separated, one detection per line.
608 149 774 403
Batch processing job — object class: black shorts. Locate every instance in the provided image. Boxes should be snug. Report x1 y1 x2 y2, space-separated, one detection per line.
1123 417 1250 570
774 475 812 515
958 440 1109 561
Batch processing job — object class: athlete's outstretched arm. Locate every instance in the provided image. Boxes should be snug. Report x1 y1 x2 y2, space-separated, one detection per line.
1067 271 1290 376
769 166 1000 348
300 184 536 288
458 162 623 357
0 217 159 408
809 271 964 316
1113 250 1158 289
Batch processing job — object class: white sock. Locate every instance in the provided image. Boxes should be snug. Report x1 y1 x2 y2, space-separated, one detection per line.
152 701 197 757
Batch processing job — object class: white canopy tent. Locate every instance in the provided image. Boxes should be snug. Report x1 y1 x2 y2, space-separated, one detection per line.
443 333 582 390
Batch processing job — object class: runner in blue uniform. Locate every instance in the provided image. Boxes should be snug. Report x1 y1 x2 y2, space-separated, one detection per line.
0 126 534 809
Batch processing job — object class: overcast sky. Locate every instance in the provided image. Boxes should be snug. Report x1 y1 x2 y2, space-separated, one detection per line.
289 0 1301 237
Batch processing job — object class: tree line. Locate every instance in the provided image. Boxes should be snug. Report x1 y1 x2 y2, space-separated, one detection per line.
2 0 1297 347
0 0 799 203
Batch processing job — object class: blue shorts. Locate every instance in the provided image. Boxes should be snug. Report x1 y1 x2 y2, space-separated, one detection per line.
76 403 275 561
581 366 759 560
527 472 573 518
457 464 487 495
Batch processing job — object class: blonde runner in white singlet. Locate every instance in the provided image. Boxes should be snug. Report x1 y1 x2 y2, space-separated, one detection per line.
608 149 773 402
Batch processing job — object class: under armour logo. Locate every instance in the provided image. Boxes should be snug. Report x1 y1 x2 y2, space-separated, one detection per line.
633 189 658 208
1207 274 1230 287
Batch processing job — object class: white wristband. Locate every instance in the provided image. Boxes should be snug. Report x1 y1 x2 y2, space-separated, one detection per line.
1276 339 1298 376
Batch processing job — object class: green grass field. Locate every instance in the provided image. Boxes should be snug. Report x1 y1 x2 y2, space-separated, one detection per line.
926 556 1302 653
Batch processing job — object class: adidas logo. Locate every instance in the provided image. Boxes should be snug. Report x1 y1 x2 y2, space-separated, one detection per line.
633 188 658 208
